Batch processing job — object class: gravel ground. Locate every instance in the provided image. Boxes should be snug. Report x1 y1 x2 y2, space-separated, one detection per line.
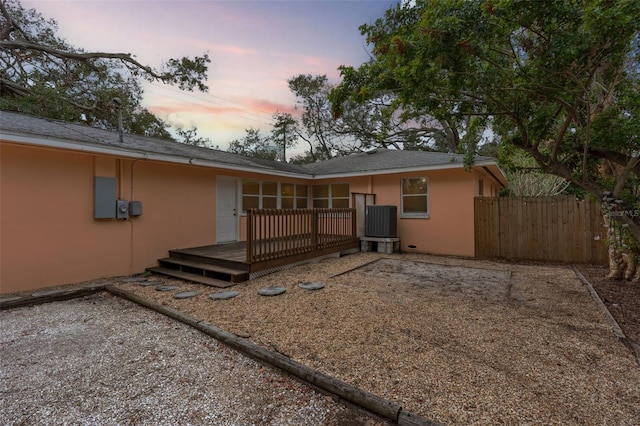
119 252 640 425
3 252 639 425
0 293 385 426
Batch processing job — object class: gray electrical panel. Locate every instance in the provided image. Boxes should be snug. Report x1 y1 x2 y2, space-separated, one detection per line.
94 177 117 219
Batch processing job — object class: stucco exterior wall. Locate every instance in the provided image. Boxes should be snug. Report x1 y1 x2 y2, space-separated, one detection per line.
316 169 479 257
1 139 499 294
0 143 220 294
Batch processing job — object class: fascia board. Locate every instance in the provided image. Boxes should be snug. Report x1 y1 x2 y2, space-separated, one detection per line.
309 159 501 179
1 132 311 179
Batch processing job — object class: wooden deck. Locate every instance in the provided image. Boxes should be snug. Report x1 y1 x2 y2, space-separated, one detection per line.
172 242 248 265
149 239 359 286
170 236 360 272
149 208 359 286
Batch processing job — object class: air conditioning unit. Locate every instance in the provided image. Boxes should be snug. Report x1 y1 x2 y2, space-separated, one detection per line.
365 205 397 238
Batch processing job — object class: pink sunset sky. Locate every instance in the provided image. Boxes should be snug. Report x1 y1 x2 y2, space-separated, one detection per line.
22 0 398 150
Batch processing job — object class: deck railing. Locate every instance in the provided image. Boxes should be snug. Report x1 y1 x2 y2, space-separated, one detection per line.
246 208 358 265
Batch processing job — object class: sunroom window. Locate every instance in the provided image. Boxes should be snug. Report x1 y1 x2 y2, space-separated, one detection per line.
312 183 350 208
242 181 309 212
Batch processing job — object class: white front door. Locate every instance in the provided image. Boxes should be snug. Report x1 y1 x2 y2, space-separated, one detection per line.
216 176 238 243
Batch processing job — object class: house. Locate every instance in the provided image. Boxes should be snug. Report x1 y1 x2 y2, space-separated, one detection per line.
0 111 506 294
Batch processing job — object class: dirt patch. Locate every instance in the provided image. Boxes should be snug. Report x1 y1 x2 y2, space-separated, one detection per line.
356 258 512 301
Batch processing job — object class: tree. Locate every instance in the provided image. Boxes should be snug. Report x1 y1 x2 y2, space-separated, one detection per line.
287 74 352 161
500 149 570 197
290 73 470 161
227 127 278 161
270 112 298 162
332 0 640 278
175 126 215 148
0 0 210 138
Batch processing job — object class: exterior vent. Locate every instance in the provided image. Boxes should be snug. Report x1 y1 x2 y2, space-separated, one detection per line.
365 205 397 237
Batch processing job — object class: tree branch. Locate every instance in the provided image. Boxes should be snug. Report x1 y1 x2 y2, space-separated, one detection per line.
588 148 640 177
1 40 158 77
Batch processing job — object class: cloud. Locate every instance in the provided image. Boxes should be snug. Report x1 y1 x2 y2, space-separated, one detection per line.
210 43 259 56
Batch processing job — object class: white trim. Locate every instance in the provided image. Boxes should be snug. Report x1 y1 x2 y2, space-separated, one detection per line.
309 160 502 180
400 177 430 219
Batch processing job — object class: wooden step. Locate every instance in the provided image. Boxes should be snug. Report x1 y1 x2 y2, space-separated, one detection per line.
168 249 250 272
147 267 236 288
158 258 249 283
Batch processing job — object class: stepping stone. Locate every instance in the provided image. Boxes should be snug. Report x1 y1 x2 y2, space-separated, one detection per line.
209 291 240 301
136 280 163 287
298 282 325 291
156 285 180 292
122 277 148 283
31 289 69 297
0 296 22 303
173 291 202 299
258 286 286 297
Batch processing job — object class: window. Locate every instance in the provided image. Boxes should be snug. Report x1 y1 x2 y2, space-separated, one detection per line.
296 185 308 209
242 181 309 211
478 179 484 196
401 178 428 218
262 181 277 208
281 183 295 209
312 183 350 208
280 183 309 209
242 181 260 211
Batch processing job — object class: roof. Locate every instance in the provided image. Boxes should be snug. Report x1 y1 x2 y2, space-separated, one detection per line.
0 111 504 182
301 148 497 177
0 110 308 177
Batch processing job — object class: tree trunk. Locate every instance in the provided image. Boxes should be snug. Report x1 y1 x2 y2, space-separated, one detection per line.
633 264 640 283
623 254 636 281
604 213 626 280
608 246 626 280
629 254 640 283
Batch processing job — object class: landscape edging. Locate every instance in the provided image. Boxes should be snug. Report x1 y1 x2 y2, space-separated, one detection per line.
0 286 106 310
572 266 640 366
105 285 441 426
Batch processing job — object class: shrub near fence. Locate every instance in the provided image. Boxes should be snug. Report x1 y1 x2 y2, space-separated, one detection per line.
474 196 607 264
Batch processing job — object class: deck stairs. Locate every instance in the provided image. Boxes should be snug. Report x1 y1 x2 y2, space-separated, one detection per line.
147 248 250 288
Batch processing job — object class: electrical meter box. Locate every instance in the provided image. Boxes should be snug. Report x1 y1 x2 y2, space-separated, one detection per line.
116 199 129 219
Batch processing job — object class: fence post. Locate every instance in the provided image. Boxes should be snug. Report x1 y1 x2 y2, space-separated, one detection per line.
351 208 357 238
246 209 253 263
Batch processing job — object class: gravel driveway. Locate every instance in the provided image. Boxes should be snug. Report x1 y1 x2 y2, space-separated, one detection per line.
0 293 384 425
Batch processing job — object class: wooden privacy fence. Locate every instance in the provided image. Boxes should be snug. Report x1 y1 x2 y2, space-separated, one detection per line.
246 208 359 267
474 196 608 264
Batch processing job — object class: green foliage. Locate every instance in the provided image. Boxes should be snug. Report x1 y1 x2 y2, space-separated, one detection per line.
175 127 214 148
289 73 463 160
0 0 210 138
227 128 278 161
333 0 640 241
